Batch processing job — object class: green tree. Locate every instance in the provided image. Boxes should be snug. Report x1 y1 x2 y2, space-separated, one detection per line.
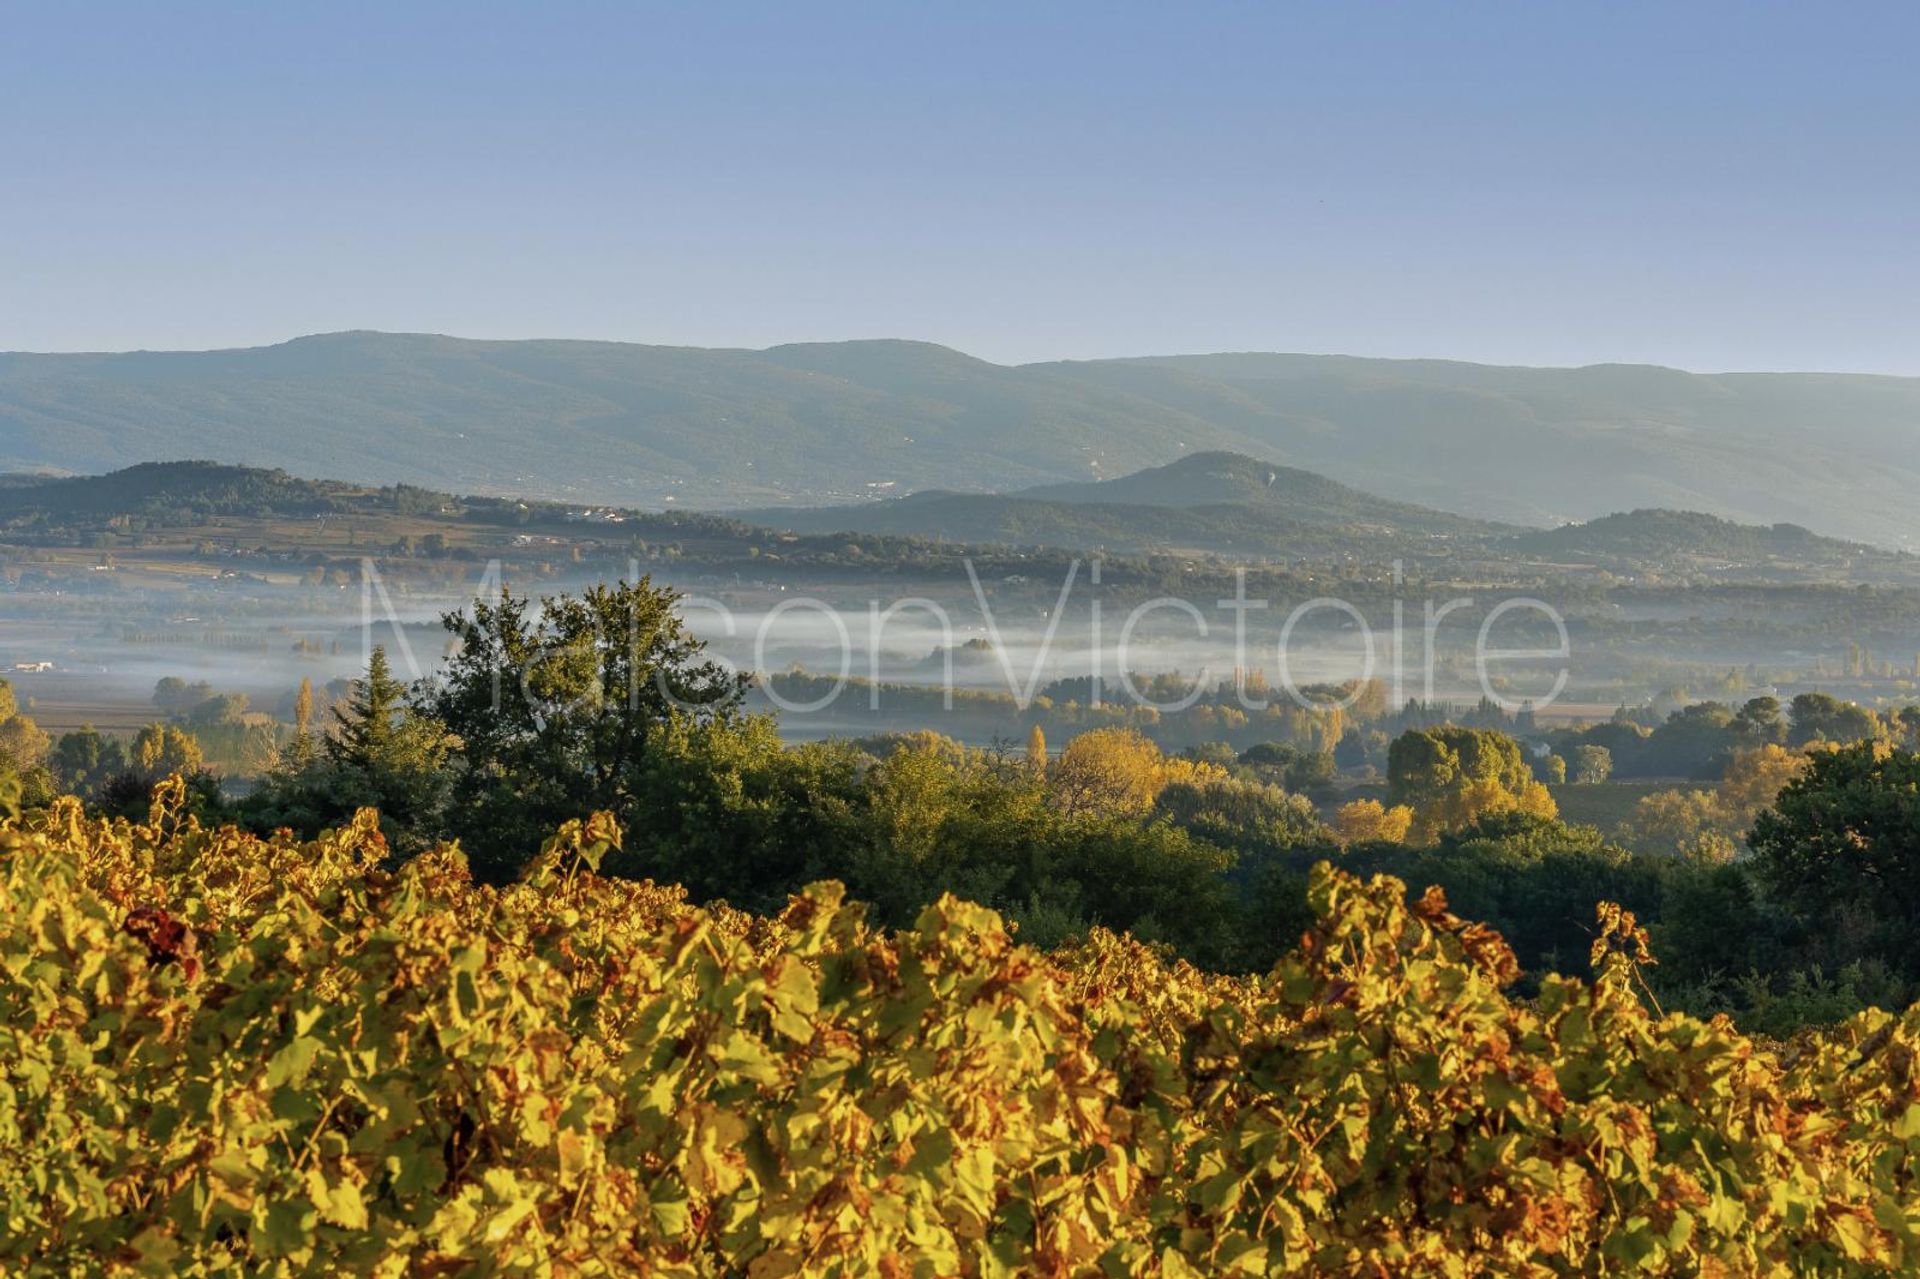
1570 744 1613 785
1749 743 1920 971
613 715 856 909
152 676 214 718
1730 695 1787 748
328 648 407 768
185 691 251 727
1387 726 1556 841
1787 692 1883 747
324 647 449 849
429 580 745 877
1153 775 1327 853
248 648 448 850
1639 701 1735 777
51 726 127 799
1389 726 1525 803
1238 741 1338 794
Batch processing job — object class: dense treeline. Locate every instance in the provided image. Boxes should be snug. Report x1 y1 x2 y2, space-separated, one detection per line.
0 460 358 527
1544 691 1906 780
6 577 1920 1034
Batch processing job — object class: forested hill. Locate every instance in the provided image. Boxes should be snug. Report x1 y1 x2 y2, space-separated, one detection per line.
741 454 1920 579
1015 451 1490 533
0 461 372 521
736 492 1427 557
7 458 1917 582
5 332 1920 544
738 452 1499 554
1511 509 1884 565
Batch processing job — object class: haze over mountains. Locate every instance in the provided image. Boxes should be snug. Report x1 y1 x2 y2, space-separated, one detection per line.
4 331 1919 545
4 455 1903 586
744 450 1901 577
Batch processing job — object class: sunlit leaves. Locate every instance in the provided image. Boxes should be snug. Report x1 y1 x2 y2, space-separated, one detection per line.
0 797 1916 1274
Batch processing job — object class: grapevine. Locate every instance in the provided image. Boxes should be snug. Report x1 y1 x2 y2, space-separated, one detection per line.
1 788 1916 1275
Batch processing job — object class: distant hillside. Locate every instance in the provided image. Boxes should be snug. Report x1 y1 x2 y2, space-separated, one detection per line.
752 454 1920 580
3 333 1919 543
1061 354 1920 546
745 452 1497 554
1509 509 1889 566
1017 451 1488 534
0 333 1242 513
746 493 1386 556
0 461 364 522
6 457 1918 586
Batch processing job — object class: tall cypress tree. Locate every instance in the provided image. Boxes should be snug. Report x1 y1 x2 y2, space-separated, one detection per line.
321 646 447 851
328 647 405 770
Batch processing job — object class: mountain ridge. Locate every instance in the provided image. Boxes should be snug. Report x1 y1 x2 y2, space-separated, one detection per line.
4 331 1917 545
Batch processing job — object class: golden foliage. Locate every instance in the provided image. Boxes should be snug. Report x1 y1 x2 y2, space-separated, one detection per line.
1627 745 1815 855
1409 776 1558 844
1717 743 1811 828
1332 797 1415 845
3 785 1920 1273
132 721 204 775
1048 726 1221 816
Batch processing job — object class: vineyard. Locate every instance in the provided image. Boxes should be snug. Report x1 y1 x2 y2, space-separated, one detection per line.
4 782 1920 1276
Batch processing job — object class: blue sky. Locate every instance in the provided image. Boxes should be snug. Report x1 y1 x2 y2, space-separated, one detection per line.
3 1 1916 370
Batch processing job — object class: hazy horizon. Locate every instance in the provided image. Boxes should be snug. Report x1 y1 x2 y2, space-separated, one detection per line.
6 3 1918 373
8 326 1920 382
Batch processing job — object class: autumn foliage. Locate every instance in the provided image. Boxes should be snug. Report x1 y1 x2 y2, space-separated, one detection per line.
4 781 1920 1274
1046 726 1221 817
1331 797 1415 845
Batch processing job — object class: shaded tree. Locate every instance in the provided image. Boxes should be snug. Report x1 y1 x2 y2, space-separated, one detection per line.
51 726 126 799
1570 744 1613 785
1788 693 1882 748
428 580 745 877
1749 743 1920 970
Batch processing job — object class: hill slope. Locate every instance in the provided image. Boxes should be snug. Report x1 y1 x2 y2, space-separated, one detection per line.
0 460 365 522
1056 354 1920 544
1018 451 1487 533
1509 509 1886 566
744 452 1498 554
7 457 1916 584
4 332 1919 543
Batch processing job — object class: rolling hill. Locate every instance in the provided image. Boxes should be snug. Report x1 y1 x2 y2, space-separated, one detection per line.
1016 452 1489 533
0 460 366 522
4 332 1919 544
750 453 1920 579
1509 509 1888 567
5 457 1915 583
741 452 1499 554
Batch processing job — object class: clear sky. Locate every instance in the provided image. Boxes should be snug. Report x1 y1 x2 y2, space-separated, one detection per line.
3 1 1916 371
